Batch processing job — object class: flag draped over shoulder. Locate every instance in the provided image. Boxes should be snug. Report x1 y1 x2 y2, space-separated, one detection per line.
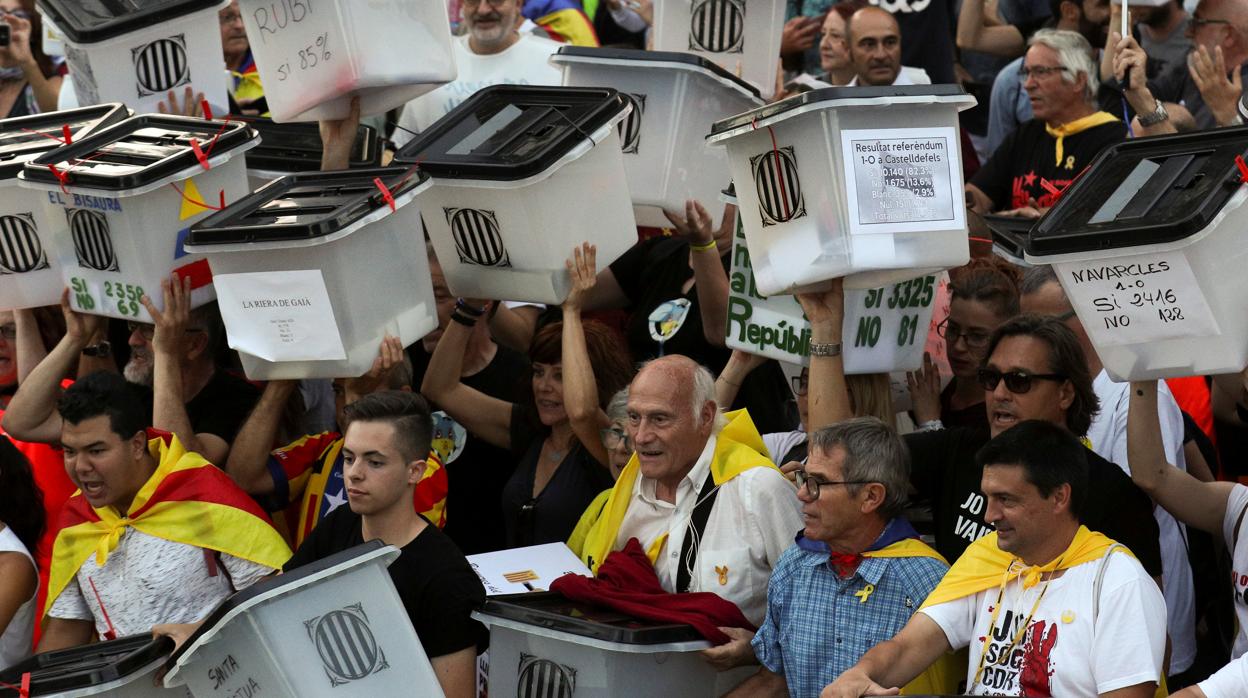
45 430 291 617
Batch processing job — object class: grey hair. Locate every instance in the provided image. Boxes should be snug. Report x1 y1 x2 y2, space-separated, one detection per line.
607 388 630 423
1020 264 1060 296
1029 29 1099 103
690 362 730 434
809 417 910 519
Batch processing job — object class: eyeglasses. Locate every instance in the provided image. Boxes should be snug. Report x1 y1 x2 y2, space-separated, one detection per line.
1190 15 1232 29
792 469 876 499
601 427 632 451
0 9 30 20
936 318 992 349
0 324 14 341
976 367 1066 394
791 374 809 397
127 321 206 340
1019 65 1070 80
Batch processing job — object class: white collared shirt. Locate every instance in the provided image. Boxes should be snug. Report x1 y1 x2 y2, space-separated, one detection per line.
615 435 803 625
846 66 931 87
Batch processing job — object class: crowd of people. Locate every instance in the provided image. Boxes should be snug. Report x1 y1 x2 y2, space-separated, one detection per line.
0 0 1246 696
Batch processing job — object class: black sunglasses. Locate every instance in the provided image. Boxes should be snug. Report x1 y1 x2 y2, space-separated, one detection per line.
977 367 1066 394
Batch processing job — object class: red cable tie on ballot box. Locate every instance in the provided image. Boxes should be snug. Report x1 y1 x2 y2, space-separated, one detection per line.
201 99 214 122
1235 154 1248 184
189 137 210 170
0 673 31 697
373 177 396 212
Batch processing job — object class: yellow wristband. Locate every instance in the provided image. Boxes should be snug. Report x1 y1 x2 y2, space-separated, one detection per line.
689 238 718 252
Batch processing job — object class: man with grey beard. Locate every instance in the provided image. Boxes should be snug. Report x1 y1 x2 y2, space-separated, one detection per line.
2 281 258 466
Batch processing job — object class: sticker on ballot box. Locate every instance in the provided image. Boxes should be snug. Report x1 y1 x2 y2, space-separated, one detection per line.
725 221 939 372
215 269 347 362
841 127 963 237
1059 253 1220 347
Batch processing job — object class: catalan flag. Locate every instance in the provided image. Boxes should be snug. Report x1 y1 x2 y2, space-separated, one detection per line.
45 430 291 618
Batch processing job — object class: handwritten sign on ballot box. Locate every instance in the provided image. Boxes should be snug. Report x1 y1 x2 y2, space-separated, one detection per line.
726 218 940 372
1059 251 1220 347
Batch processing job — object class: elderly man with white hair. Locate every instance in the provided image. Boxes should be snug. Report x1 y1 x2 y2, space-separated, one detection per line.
967 29 1126 218
575 354 802 628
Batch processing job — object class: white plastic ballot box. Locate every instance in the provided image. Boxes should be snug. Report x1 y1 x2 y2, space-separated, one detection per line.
237 0 458 122
475 591 755 697
164 540 446 698
396 85 636 305
551 46 763 228
0 635 191 697
651 0 785 99
0 103 129 310
37 0 231 115
19 114 259 322
707 86 976 295
1025 127 1248 380
185 168 436 380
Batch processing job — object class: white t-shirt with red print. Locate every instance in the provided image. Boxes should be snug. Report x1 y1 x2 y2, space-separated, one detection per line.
1223 483 1248 661
921 551 1166 697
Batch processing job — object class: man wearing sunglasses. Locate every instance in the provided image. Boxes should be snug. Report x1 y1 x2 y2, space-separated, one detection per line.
719 418 952 698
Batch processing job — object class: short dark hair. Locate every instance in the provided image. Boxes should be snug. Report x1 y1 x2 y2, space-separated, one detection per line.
57 371 148 440
983 313 1100 437
950 257 1022 320
976 419 1088 521
342 390 433 463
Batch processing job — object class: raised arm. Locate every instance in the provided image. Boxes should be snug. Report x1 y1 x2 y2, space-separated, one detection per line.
1127 379 1234 535
666 200 733 347
142 275 227 464
796 280 852 432
715 349 767 409
420 299 514 449
822 613 952 697
225 380 297 496
318 96 360 171
490 304 542 354
1112 33 1178 136
2 290 102 444
956 0 1025 57
562 243 612 468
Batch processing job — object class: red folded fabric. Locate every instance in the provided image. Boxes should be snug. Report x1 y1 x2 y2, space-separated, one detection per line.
550 537 755 644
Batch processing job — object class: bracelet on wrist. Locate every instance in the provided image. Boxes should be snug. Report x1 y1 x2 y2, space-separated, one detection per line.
450 312 478 327
689 238 717 252
455 298 488 317
809 341 842 358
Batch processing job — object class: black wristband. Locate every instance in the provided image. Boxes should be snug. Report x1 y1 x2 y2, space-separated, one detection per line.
450 312 478 327
455 299 487 317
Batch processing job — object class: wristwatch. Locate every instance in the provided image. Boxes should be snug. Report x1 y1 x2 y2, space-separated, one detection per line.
82 341 111 358
1137 99 1170 127
809 341 842 357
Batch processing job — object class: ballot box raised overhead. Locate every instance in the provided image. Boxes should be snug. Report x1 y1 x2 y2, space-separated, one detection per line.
1025 127 1248 380
18 114 259 322
186 167 436 380
164 540 445 698
707 86 976 296
396 85 636 305
551 46 763 228
0 635 191 697
239 116 382 191
476 591 755 697
236 0 458 122
36 0 232 115
0 103 129 311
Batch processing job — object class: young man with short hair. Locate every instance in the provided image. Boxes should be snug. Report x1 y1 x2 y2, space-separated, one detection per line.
282 391 486 698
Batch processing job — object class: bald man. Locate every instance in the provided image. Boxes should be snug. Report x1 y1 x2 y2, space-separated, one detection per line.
847 7 907 86
574 355 802 631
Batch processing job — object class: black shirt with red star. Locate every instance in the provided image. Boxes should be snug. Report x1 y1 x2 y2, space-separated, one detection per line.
970 118 1126 212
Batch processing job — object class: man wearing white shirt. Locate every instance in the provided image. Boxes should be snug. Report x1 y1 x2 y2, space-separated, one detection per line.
576 355 802 627
844 7 932 87
392 0 562 147
1021 264 1198 682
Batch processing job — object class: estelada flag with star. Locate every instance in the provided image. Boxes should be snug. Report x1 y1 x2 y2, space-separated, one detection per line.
44 429 291 617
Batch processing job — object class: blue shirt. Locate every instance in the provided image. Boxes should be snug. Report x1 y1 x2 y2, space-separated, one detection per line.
751 522 948 698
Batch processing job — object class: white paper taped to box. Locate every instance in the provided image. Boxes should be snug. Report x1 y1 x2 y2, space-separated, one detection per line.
214 269 348 362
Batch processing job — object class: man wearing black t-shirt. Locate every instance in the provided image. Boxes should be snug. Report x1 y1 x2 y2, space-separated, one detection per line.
283 391 486 698
969 29 1125 215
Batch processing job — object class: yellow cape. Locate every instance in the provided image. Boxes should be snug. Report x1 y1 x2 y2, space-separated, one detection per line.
1044 111 1119 167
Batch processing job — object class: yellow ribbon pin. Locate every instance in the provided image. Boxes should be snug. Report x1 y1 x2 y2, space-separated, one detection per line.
715 565 729 585
1061 610 1075 624
855 584 875 603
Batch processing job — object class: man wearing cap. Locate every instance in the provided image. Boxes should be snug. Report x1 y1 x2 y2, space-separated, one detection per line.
576 355 802 628
824 420 1167 697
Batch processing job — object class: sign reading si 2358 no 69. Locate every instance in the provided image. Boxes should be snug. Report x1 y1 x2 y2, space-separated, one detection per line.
246 1 331 82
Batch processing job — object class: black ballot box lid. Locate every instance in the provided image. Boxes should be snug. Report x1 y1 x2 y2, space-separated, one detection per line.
394 85 628 181
0 103 130 179
37 0 226 44
0 634 173 696
1027 127 1248 257
478 591 707 645
22 114 257 191
983 214 1036 263
240 117 382 174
